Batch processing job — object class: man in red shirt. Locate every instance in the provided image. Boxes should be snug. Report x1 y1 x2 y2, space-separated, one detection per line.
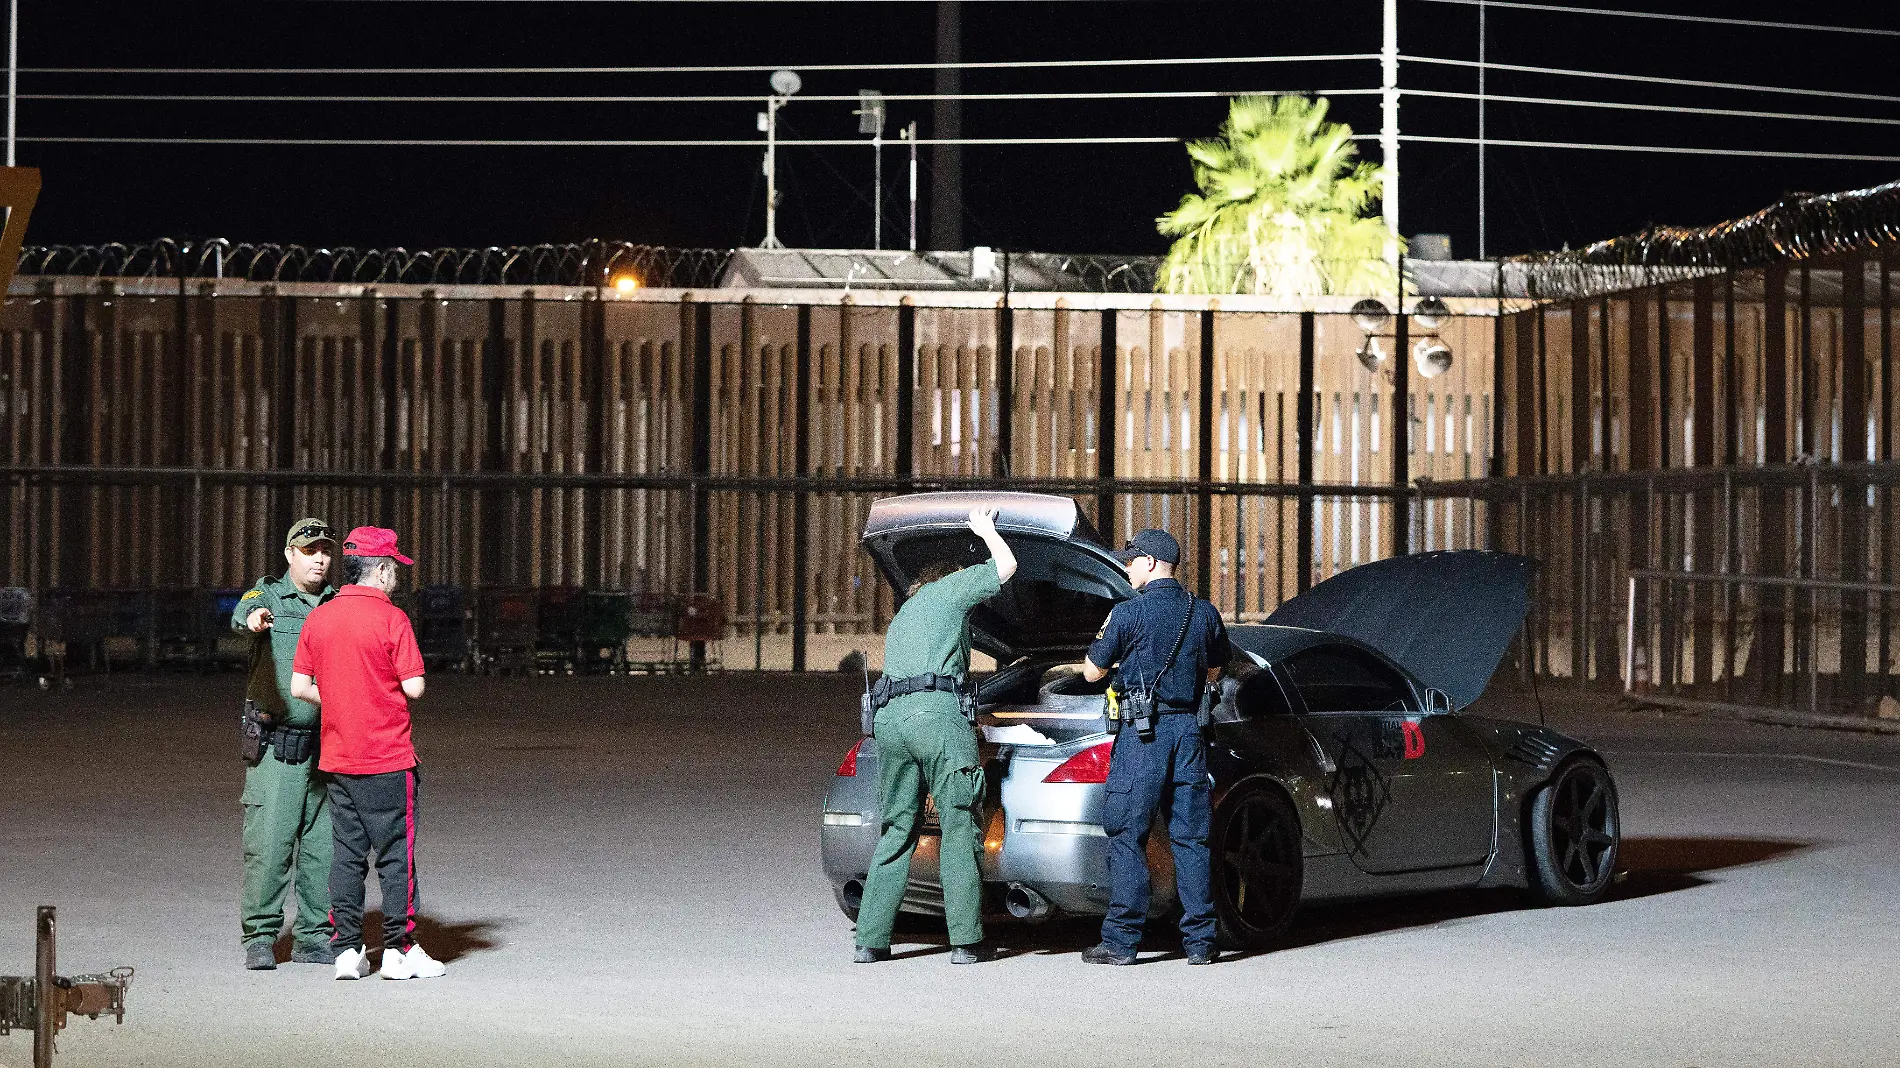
290 527 444 981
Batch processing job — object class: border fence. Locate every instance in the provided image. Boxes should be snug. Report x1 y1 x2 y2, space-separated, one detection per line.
0 275 1499 672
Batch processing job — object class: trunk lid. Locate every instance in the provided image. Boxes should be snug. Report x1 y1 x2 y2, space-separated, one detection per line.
861 491 1133 664
1263 549 1535 708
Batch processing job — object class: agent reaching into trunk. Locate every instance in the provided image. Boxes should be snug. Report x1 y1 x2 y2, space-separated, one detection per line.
290 527 443 981
854 506 1017 965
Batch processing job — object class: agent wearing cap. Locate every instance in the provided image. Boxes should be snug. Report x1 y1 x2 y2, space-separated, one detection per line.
231 517 340 971
289 527 445 981
1079 528 1229 965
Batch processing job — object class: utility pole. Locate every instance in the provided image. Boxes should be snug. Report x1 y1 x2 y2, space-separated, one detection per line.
1478 0 1487 259
930 1 962 250
1381 0 1400 278
7 0 17 167
903 120 918 252
857 90 886 250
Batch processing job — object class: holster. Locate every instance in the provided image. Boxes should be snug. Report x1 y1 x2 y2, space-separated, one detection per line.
1122 689 1159 741
240 699 266 766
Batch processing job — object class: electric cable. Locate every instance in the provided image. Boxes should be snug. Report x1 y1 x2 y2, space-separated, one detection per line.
17 134 1200 147
1413 0 1900 39
1403 88 1900 128
20 88 1381 104
19 54 1380 76
1402 133 1900 164
1404 54 1900 106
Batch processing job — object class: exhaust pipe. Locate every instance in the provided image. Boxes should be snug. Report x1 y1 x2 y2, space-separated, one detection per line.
1004 882 1054 923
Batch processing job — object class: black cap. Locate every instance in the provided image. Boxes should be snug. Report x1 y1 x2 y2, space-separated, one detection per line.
1112 528 1181 565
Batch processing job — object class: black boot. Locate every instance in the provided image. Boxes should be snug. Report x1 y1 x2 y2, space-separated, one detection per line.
949 942 993 964
244 941 277 971
1081 942 1135 966
853 945 891 964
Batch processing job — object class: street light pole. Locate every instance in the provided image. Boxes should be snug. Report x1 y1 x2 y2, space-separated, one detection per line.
1381 0 1400 278
904 120 918 253
761 95 783 249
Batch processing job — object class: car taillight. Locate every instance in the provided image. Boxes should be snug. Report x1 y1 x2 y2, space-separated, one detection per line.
837 739 864 777
1043 741 1114 783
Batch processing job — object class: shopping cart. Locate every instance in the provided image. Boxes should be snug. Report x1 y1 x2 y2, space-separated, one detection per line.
476 587 539 676
0 587 32 683
152 588 213 670
534 586 585 676
673 593 727 674
412 585 473 672
580 590 634 675
623 592 678 675
207 590 251 668
34 589 115 689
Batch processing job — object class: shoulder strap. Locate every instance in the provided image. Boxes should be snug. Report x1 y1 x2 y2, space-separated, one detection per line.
1156 593 1195 678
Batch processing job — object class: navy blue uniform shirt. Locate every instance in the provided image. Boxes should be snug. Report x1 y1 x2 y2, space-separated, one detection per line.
1086 579 1230 709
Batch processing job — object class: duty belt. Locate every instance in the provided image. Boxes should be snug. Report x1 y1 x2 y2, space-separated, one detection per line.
266 726 317 764
867 672 968 711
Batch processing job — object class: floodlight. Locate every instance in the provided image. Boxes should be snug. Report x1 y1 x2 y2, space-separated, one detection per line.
857 89 885 135
613 275 639 293
1414 338 1453 378
1412 296 1451 331
1355 336 1387 374
1350 298 1391 335
770 69 803 97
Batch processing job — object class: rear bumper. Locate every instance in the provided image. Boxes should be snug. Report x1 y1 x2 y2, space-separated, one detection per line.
821 813 1180 919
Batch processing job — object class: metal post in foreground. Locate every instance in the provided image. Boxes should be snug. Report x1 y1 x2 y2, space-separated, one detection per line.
0 906 134 1068
7 0 17 168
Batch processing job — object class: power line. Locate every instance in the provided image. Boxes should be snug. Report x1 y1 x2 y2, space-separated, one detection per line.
1403 133 1900 164
18 54 1379 76
1405 88 1900 128
1414 0 1900 39
1404 54 1900 106
17 134 1207 147
21 88 1380 105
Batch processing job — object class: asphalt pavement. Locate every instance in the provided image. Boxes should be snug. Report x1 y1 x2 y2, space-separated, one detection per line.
2 673 1897 1067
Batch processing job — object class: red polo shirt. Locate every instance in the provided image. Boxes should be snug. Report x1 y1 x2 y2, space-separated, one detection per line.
293 585 425 775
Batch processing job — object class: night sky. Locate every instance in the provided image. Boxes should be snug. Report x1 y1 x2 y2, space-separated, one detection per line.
18 1 1900 259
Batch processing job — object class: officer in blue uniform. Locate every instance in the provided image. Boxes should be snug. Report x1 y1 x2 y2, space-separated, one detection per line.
1079 528 1229 965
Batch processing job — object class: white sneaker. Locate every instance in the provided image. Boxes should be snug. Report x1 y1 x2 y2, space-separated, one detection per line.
333 946 371 980
379 944 447 980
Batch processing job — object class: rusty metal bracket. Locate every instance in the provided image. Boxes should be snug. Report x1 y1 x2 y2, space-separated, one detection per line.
0 907 133 1068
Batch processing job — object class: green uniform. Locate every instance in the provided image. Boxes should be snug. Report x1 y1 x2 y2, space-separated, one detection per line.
232 574 337 951
856 559 1002 951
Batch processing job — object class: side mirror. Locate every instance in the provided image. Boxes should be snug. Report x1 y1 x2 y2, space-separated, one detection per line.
1425 687 1454 715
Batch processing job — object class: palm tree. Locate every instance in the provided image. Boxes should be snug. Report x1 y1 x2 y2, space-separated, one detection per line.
1158 95 1399 297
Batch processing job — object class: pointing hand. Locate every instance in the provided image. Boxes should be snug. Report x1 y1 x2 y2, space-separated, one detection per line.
247 607 275 633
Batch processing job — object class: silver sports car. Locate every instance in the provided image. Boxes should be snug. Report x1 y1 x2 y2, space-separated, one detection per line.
820 491 1621 949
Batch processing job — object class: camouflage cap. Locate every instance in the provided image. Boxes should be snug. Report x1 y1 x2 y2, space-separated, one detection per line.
285 518 336 549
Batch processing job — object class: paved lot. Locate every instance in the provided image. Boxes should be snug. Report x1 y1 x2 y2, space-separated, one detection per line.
3 673 1898 1067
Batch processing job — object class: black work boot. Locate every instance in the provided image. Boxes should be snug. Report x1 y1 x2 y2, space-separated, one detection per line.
853 945 891 964
949 942 993 964
1081 942 1136 966
1186 946 1219 966
244 941 277 971
290 942 334 965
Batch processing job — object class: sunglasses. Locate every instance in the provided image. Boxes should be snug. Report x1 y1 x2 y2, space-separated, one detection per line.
292 543 333 557
293 523 334 541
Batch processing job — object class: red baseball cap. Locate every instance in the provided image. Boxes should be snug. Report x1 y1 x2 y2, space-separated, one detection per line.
340 526 414 566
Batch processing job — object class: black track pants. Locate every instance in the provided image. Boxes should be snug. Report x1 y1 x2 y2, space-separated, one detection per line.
327 766 421 952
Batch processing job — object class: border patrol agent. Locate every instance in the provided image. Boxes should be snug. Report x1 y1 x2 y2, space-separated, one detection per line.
233 517 339 970
1080 528 1229 965
854 506 1018 965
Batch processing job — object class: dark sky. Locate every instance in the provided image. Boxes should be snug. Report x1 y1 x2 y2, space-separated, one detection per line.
18 1 1900 259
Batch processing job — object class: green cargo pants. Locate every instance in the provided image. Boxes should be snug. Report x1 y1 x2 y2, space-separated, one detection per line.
240 745 333 949
854 703 987 950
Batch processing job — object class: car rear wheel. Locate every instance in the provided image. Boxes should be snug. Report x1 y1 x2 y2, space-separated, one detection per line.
1211 781 1302 950
1527 756 1620 905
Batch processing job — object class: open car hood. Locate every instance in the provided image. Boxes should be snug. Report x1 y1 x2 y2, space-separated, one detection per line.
862 492 1133 663
1263 550 1536 708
